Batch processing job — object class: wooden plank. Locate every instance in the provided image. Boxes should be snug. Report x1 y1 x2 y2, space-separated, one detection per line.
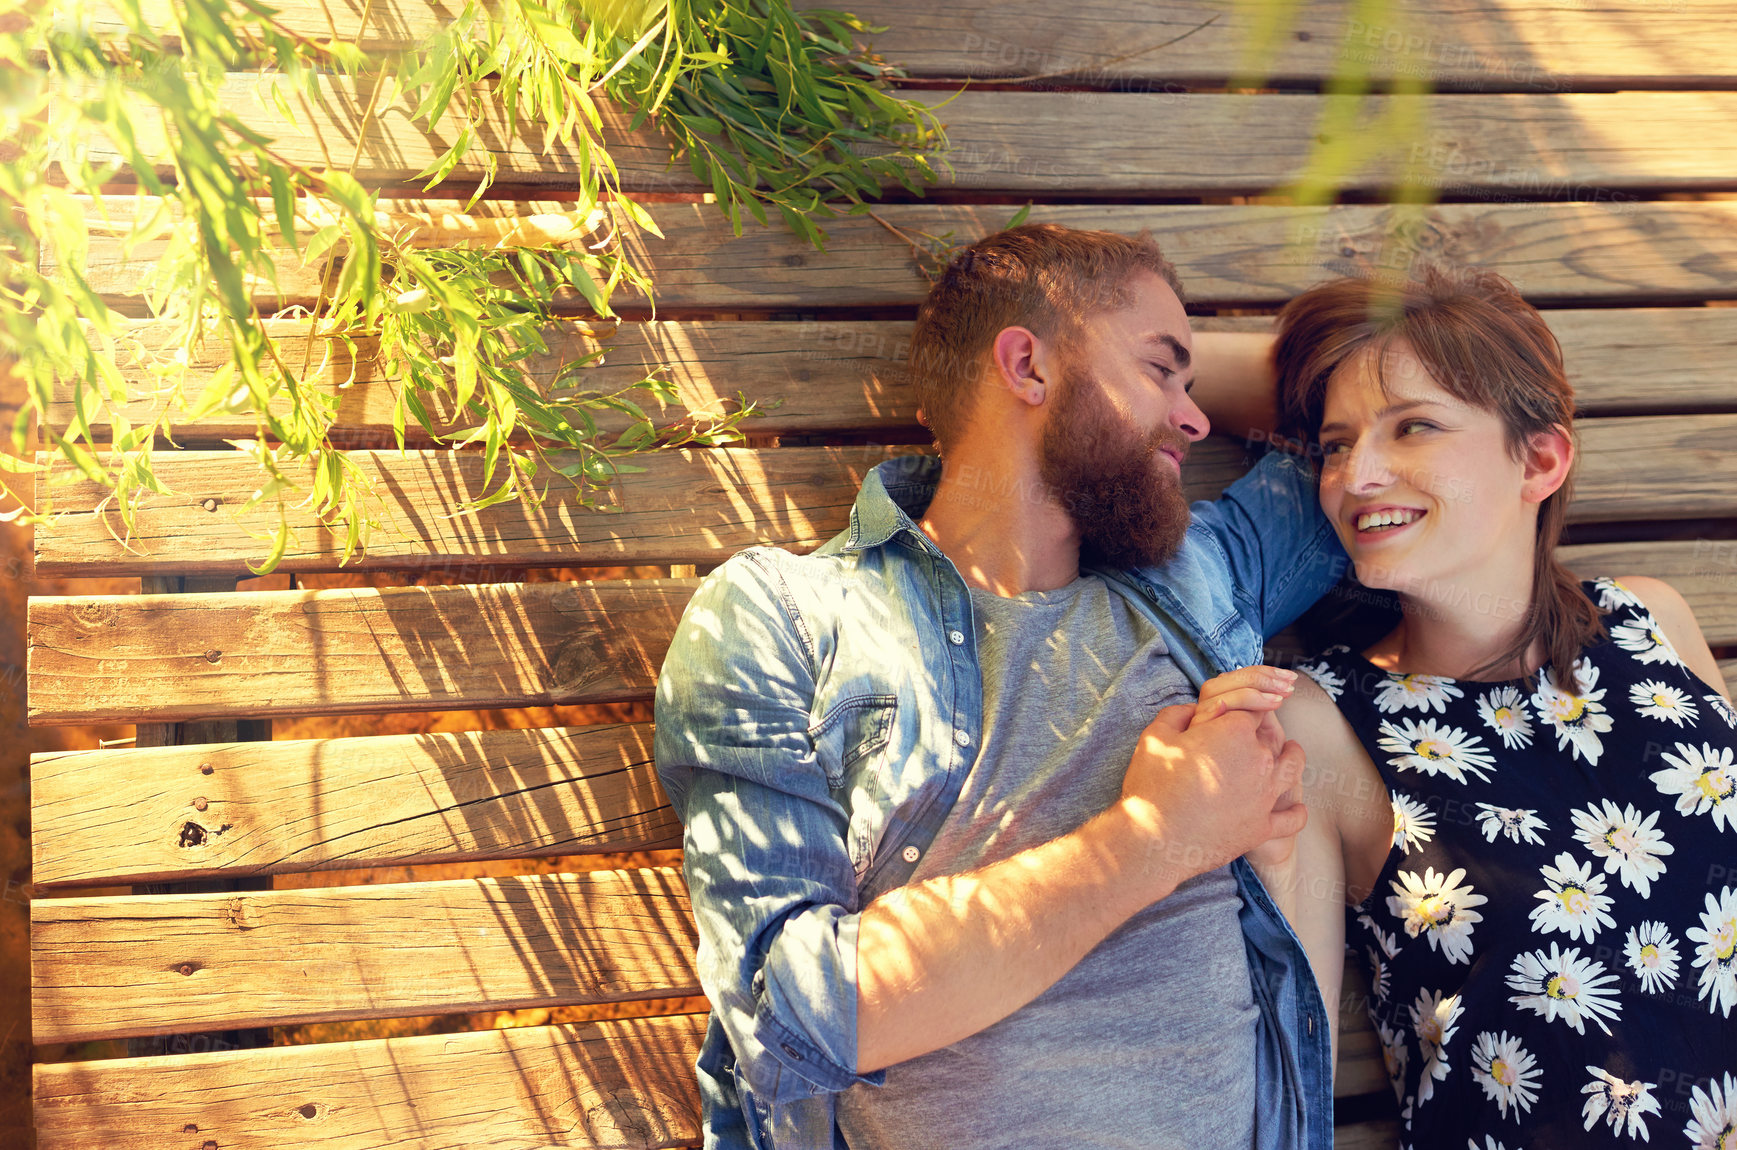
1566 416 1737 525
68 199 1737 312
33 414 1737 576
33 1012 706 1150
29 440 1259 576
1332 1120 1405 1150
1721 658 1736 699
31 866 698 1042
1561 539 1737 646
30 723 677 888
27 578 695 726
63 309 1737 447
55 318 925 445
70 77 1737 194
95 0 1737 88
1334 955 1386 1099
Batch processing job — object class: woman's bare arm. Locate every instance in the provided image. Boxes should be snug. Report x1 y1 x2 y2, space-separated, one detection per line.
1249 673 1393 1070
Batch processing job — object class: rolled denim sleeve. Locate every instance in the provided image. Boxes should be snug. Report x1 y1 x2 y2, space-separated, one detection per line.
656 551 884 1105
1191 449 1348 638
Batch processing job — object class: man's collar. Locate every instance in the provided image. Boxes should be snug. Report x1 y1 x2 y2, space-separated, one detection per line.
846 454 942 552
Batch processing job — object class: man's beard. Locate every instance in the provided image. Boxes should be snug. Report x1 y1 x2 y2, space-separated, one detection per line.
1037 364 1193 569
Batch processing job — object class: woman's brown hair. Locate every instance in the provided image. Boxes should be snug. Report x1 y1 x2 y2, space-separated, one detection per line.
1273 266 1604 689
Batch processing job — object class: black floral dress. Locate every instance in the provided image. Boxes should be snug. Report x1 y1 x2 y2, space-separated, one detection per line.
1302 579 1737 1150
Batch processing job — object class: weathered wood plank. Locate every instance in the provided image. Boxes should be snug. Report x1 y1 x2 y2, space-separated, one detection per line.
68 199 1737 311
31 867 698 1042
1721 658 1737 700
1561 539 1737 646
32 415 1737 575
30 723 677 888
62 310 1737 448
72 77 1737 194
33 1012 706 1150
29 440 1260 576
1565 416 1737 524
27 578 695 726
96 0 1737 88
1332 1119 1405 1150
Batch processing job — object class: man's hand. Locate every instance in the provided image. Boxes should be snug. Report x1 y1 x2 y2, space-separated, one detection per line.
1117 667 1308 891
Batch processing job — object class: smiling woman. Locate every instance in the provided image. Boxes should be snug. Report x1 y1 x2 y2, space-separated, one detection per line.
1256 268 1737 1150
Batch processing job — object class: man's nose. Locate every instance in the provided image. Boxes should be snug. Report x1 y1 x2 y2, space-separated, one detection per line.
1171 392 1209 442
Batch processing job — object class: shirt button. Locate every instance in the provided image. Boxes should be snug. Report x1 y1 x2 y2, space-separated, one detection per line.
954 729 970 747
901 845 920 863
948 629 965 645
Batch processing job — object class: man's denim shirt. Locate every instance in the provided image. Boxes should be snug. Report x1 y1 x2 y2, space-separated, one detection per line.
655 450 1348 1150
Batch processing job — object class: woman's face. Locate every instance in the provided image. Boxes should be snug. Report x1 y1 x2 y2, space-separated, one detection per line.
1316 344 1538 601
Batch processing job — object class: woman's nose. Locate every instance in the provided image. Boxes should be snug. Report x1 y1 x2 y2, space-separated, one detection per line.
1344 439 1394 492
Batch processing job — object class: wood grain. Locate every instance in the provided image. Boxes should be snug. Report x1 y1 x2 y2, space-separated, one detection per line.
27 578 695 726
67 199 1737 311
33 1012 707 1150
32 867 698 1043
32 415 1737 576
59 309 1737 447
30 723 678 888
1721 659 1737 700
96 0 1737 88
71 77 1737 194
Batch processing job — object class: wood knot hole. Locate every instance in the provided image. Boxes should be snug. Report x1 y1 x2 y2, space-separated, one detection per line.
200 764 214 775
1295 29 1312 40
178 822 207 847
183 1124 198 1133
297 1104 318 1119
204 1141 218 1150
783 253 805 268
204 649 222 663
201 498 220 512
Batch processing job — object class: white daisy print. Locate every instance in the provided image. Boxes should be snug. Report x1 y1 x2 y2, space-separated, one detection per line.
1389 867 1488 965
1376 1017 1409 1092
1580 1066 1660 1141
1687 885 1737 1017
1476 685 1535 749
1359 913 1401 959
1507 943 1623 1035
1707 693 1737 731
1624 920 1682 994
1570 799 1674 897
1475 803 1549 846
1374 672 1465 714
1295 657 1345 701
1392 792 1438 854
1467 1139 1514 1150
1529 852 1616 943
1610 612 1684 666
1686 1072 1737 1150
1630 679 1700 727
1469 1030 1541 1120
1650 742 1737 833
1367 945 1393 1002
1594 575 1645 611
1377 718 1498 784
1409 987 1463 1106
1530 658 1615 766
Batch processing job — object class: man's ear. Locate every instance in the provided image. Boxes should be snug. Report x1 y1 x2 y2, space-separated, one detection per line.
1521 424 1574 504
991 326 1046 407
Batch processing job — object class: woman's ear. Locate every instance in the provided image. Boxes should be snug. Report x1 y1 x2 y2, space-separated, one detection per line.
1521 424 1574 504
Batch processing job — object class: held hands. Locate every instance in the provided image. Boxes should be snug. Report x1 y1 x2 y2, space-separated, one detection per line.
1117 665 1309 886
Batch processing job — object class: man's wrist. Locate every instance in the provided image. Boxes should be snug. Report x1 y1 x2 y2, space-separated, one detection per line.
1082 796 1187 918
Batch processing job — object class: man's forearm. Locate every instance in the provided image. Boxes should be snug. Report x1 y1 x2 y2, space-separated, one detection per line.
1191 330 1279 440
854 795 1179 1072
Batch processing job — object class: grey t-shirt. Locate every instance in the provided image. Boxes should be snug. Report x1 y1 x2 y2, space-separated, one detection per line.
837 574 1259 1150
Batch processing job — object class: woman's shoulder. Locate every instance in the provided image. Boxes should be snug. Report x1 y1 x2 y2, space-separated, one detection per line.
1589 574 1730 699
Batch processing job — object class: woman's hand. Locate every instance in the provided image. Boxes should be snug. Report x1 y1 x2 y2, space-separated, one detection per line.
1191 665 1302 865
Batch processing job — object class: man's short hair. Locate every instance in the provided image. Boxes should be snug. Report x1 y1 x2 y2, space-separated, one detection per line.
907 224 1185 454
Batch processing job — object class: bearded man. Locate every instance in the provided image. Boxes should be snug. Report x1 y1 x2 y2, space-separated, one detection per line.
655 224 1347 1150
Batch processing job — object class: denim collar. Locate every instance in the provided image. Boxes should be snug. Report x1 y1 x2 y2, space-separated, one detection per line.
845 455 943 552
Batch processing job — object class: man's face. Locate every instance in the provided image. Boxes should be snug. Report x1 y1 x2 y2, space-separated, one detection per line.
1036 272 1208 569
